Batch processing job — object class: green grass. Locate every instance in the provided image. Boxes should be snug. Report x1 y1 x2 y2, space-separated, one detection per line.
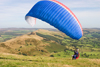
51 50 100 59
0 53 100 67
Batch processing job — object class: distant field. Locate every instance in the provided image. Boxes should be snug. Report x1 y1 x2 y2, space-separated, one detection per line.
0 29 34 42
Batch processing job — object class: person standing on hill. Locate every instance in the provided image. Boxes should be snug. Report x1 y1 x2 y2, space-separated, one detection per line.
72 48 79 60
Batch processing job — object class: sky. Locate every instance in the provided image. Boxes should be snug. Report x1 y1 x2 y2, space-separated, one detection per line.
0 0 100 28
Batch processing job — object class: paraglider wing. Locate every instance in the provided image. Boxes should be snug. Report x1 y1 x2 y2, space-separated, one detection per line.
25 0 83 40
25 16 36 26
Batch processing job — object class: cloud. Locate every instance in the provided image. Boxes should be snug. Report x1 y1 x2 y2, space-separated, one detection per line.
60 0 100 9
74 10 100 28
0 0 10 3
0 0 100 28
0 0 39 28
59 0 100 28
0 2 35 21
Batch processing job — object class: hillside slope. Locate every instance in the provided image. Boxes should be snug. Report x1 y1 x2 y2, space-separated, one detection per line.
0 29 66 56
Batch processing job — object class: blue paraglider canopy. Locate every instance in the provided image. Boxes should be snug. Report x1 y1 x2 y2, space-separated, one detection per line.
25 0 83 40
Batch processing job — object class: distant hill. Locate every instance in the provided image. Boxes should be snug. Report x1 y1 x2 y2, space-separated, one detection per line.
0 28 100 59
0 29 66 56
0 28 57 42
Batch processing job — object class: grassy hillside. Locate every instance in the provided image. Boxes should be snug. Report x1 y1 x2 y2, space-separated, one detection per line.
0 28 100 67
35 29 100 59
0 29 66 56
0 53 100 67
0 29 100 58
